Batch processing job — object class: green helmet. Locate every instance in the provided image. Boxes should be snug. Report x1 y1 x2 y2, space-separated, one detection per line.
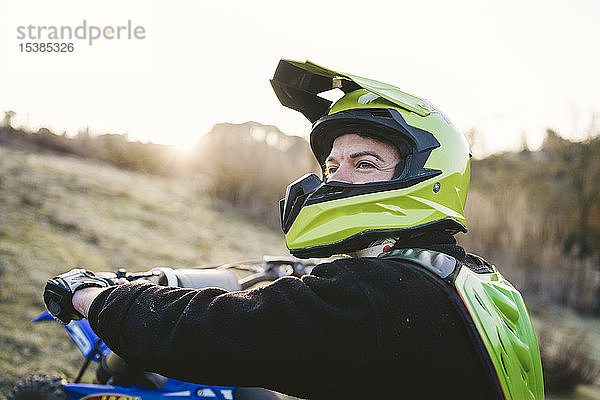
271 60 470 258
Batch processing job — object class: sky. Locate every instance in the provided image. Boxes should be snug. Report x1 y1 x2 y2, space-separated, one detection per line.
1 0 599 156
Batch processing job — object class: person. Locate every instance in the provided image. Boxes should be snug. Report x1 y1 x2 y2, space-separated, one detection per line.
44 59 544 399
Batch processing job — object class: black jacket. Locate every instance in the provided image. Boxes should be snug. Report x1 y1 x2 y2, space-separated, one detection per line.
88 254 499 399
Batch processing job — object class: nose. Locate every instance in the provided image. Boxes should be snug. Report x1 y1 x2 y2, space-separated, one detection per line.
328 165 354 184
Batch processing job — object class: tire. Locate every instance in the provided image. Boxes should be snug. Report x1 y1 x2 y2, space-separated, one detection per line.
7 375 68 400
234 387 282 400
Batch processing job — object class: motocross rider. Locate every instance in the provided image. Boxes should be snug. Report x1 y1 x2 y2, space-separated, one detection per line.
44 59 544 400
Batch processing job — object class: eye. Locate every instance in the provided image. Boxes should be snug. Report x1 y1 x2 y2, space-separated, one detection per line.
356 161 375 169
325 165 338 176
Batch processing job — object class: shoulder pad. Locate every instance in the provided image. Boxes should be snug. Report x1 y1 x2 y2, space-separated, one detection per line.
455 266 544 399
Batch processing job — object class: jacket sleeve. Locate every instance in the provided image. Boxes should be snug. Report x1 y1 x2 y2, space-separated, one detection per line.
88 261 377 395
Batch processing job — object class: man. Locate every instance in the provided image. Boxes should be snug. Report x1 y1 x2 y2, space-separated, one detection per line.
44 59 544 399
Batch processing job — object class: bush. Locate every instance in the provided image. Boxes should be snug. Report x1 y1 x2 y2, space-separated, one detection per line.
193 122 319 227
538 325 600 393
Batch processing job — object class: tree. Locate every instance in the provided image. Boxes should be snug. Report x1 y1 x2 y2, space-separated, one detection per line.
543 127 600 256
1 110 16 129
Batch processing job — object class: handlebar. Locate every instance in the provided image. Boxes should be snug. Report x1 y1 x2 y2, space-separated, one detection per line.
236 257 316 290
98 257 317 291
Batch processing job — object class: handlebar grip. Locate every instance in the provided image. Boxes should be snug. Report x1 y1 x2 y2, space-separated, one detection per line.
153 268 241 291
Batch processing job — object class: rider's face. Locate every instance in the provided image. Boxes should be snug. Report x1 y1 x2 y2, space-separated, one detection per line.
324 134 401 184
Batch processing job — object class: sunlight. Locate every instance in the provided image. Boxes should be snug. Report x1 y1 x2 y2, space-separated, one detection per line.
171 137 198 152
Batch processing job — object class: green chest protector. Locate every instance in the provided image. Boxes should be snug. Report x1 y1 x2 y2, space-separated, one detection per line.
379 248 544 400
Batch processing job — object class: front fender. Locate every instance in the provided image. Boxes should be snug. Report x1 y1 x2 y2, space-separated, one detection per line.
33 311 110 359
33 311 55 322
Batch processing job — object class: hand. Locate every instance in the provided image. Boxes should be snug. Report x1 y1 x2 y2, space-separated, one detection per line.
44 269 113 324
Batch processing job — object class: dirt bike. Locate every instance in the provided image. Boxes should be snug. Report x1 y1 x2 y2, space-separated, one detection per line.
9 258 315 400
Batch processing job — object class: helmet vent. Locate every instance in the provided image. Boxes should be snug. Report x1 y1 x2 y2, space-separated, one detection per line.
369 109 393 118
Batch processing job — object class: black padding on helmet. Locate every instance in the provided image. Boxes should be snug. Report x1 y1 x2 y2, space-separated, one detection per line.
303 170 441 207
310 107 440 188
310 108 439 165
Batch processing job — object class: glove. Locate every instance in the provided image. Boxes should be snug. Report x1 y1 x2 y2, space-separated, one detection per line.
44 268 113 324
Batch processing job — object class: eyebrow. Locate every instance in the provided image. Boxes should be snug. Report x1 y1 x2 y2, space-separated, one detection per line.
326 151 385 163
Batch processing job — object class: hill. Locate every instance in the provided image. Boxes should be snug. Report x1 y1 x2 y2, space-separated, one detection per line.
0 146 288 396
